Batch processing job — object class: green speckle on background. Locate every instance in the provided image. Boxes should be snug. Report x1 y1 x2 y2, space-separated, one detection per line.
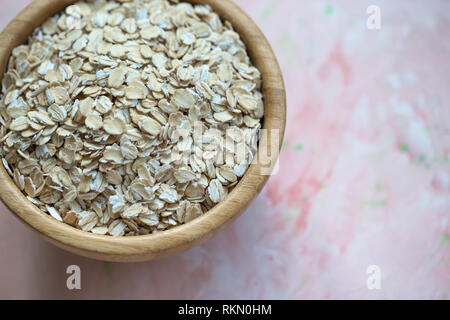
261 0 278 20
442 233 449 245
282 140 288 149
104 262 112 277
274 34 299 65
325 4 334 15
365 199 388 208
294 144 303 151
400 144 409 152
283 208 301 222
414 154 428 166
293 276 309 294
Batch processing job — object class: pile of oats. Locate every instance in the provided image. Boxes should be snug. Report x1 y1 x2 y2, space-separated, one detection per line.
0 0 263 236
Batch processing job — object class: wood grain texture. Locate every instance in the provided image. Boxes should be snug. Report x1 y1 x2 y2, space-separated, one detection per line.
0 0 286 262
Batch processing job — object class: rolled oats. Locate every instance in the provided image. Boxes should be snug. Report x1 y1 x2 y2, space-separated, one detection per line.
0 0 264 236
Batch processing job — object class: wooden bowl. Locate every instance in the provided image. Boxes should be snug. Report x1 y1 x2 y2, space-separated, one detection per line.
0 0 286 262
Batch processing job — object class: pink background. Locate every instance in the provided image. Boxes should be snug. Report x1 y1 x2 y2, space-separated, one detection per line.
0 0 449 299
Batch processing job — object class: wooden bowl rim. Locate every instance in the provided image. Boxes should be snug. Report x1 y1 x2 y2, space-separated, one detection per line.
0 0 286 261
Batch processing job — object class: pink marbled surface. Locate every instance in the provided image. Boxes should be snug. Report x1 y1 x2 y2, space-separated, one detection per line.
0 0 449 299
